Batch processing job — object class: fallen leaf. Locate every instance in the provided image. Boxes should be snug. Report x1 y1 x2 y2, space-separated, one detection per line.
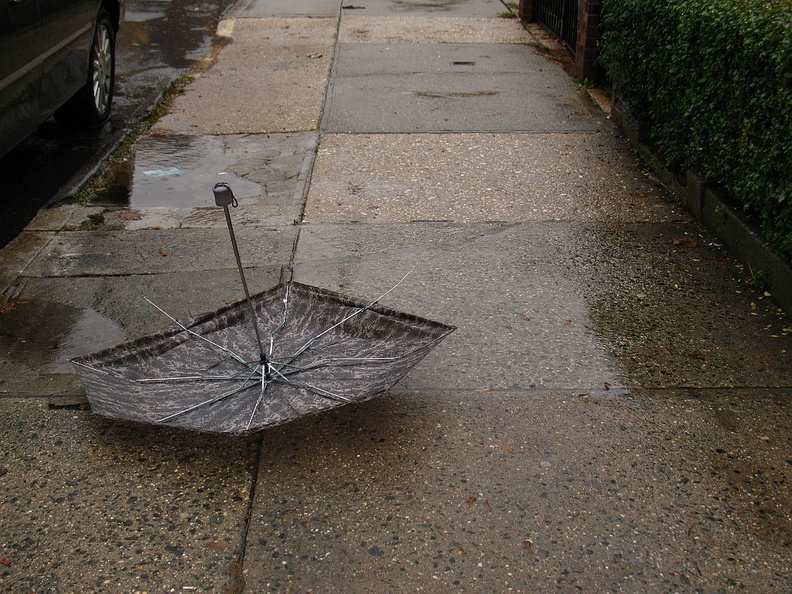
0 300 28 314
0 557 10 566
116 210 143 221
564 319 573 326
504 446 514 453
475 387 492 393
158 250 169 257
672 237 698 248
520 316 531 322
523 540 534 553
467 496 477 506
603 382 611 390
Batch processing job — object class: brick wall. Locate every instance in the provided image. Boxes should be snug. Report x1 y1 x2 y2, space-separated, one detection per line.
574 0 602 82
517 0 534 21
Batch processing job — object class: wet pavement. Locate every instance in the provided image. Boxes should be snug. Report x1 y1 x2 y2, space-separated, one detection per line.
1 0 791 591
0 0 237 249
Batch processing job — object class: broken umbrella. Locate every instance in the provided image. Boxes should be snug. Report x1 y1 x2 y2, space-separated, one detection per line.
71 183 455 435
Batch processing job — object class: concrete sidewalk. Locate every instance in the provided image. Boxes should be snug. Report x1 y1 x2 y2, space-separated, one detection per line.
1 0 791 591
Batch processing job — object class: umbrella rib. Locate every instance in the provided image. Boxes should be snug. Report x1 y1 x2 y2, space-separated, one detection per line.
268 364 351 403
271 356 396 377
156 365 263 423
71 359 112 375
288 273 411 362
268 282 292 353
136 374 251 383
144 297 250 367
289 382 352 403
245 366 273 431
326 356 397 362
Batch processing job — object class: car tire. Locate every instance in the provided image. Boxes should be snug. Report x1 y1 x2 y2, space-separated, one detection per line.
54 10 115 128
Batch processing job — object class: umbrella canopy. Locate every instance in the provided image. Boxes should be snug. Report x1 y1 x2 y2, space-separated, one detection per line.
71 281 455 435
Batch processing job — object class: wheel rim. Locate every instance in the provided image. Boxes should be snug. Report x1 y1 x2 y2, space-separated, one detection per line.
91 23 113 116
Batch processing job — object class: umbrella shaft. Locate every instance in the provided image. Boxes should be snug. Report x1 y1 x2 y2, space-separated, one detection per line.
223 205 268 367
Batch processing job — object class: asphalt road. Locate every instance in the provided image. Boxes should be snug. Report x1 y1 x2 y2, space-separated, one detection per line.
0 0 237 249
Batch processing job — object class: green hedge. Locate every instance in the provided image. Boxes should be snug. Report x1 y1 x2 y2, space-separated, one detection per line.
599 0 792 258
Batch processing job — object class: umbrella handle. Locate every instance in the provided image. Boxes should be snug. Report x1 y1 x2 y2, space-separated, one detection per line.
213 183 268 369
213 182 237 207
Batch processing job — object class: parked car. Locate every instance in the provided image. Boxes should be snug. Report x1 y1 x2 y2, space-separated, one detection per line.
0 0 125 158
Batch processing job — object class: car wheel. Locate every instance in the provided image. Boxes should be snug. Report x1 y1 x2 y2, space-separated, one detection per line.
55 10 115 128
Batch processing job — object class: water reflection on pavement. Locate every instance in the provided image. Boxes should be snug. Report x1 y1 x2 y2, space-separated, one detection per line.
0 0 236 249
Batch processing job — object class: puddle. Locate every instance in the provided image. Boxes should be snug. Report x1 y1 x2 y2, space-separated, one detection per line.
1 300 125 374
120 0 237 68
47 309 126 374
92 135 265 229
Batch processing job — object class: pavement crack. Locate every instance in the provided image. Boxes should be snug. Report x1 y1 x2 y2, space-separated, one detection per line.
228 434 265 594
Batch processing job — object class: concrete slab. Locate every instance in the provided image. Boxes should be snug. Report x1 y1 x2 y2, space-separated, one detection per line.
237 0 342 18
242 389 791 592
0 398 257 592
292 225 622 392
304 133 680 223
0 232 54 297
339 0 506 17
339 16 537 44
22 226 297 277
336 41 551 75
153 19 335 134
95 133 317 229
293 222 792 391
325 44 602 133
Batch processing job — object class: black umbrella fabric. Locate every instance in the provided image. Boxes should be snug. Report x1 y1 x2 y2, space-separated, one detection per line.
71 184 455 435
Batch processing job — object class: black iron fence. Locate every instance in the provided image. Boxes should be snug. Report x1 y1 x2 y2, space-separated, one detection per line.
533 0 579 50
